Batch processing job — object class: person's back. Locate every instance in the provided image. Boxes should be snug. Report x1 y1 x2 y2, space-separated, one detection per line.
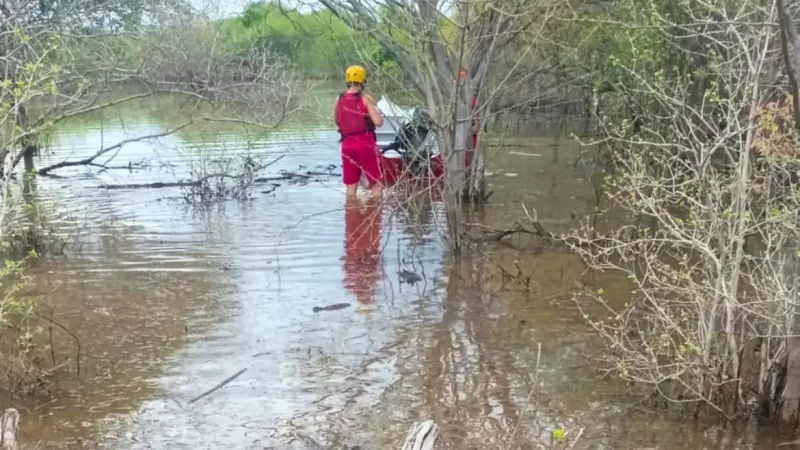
335 91 376 150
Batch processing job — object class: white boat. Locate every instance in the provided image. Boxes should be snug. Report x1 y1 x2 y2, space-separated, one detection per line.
374 96 413 150
374 96 440 159
371 96 445 183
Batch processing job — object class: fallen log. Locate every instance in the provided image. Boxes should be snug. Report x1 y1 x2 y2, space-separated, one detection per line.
94 181 198 189
0 408 19 450
91 171 340 190
94 180 282 190
255 170 340 183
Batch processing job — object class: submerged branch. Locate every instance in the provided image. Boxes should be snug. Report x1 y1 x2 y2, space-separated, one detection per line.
37 117 286 176
33 311 81 378
36 120 198 175
466 221 558 241
93 155 287 190
465 220 606 249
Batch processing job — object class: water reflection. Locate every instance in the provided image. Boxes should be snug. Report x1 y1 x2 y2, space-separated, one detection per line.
342 197 383 313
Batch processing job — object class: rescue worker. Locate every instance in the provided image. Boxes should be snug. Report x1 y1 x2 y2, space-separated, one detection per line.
335 65 384 198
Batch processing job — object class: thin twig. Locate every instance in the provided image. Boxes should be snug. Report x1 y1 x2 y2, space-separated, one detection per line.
188 368 247 404
567 427 585 449
505 342 541 449
33 311 81 378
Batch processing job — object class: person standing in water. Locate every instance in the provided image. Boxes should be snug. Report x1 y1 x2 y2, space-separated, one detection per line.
335 65 385 197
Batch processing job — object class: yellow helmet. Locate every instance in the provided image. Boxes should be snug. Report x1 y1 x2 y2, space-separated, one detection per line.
345 65 367 85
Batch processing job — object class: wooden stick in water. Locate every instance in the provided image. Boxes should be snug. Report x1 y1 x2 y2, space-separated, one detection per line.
188 368 247 405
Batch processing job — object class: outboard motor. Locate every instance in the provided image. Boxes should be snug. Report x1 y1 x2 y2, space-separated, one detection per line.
383 107 436 178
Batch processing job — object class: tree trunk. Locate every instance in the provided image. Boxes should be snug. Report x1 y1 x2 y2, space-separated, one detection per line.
777 0 800 426
467 88 487 203
778 0 800 130
15 105 36 176
16 104 39 251
439 93 471 252
23 145 34 175
441 124 467 252
781 240 800 426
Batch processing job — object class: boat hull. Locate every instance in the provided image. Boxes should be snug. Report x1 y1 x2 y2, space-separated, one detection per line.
380 151 444 185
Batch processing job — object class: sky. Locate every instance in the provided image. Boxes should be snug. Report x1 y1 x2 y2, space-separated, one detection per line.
189 0 318 18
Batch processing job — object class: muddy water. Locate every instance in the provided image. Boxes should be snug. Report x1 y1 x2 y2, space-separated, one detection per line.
4 110 778 449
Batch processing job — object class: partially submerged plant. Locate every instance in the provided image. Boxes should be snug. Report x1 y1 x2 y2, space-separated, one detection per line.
0 250 48 395
562 0 800 423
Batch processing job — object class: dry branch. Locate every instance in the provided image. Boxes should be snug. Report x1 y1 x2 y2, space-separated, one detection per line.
36 120 197 175
466 221 557 241
188 368 247 405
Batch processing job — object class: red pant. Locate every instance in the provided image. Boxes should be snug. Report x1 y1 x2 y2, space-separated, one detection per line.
342 145 382 186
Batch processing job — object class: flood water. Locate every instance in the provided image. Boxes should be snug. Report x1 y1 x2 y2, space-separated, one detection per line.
2 105 781 449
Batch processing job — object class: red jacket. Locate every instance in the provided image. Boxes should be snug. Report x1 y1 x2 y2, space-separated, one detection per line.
335 92 376 149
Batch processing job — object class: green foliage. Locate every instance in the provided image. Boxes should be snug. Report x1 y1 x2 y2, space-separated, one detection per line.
542 0 735 127
0 250 45 394
223 2 389 79
0 253 35 325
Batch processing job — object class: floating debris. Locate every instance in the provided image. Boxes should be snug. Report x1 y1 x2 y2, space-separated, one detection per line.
312 303 351 313
398 269 422 285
